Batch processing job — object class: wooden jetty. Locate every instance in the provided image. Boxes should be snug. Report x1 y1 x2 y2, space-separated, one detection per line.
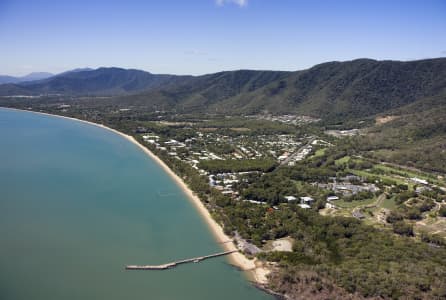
125 250 237 270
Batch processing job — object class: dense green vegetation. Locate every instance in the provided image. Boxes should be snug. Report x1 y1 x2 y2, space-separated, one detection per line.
223 202 446 299
198 159 277 173
205 142 235 155
233 208 445 298
440 206 446 217
239 173 300 205
353 103 446 173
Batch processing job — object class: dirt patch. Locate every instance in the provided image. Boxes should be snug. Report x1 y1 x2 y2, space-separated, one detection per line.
415 217 446 239
159 121 195 126
375 115 399 125
230 127 251 132
272 238 293 252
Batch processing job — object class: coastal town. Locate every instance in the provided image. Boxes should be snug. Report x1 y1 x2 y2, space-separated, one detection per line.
138 116 319 199
24 101 446 244
3 101 446 300
133 114 446 247
7 99 446 247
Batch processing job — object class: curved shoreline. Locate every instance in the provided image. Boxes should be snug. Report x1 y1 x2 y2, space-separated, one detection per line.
0 107 269 285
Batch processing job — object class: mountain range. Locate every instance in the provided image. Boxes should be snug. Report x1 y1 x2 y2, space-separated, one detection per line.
1 58 445 120
0 72 54 84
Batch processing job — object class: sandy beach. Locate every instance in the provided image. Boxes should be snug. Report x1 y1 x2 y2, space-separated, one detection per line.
1 107 269 285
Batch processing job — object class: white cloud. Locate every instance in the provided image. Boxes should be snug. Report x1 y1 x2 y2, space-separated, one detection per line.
184 50 208 56
216 0 248 7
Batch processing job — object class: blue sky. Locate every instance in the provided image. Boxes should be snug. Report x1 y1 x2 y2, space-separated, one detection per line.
1 0 445 76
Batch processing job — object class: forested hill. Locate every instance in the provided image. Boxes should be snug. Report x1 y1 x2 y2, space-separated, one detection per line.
112 58 446 120
0 68 188 96
1 58 445 120
213 58 446 119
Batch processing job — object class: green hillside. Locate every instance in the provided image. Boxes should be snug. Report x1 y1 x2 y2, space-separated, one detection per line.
2 58 445 121
209 58 446 119
114 58 446 121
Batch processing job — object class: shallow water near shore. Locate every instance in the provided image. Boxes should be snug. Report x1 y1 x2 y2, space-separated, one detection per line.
0 108 273 300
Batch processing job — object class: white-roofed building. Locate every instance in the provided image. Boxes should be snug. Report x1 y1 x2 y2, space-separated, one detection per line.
285 196 297 202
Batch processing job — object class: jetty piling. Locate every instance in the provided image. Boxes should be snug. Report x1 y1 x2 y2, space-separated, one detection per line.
125 250 237 270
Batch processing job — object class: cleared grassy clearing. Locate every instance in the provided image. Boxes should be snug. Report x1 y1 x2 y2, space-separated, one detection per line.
312 148 326 158
348 169 409 186
380 197 397 210
335 155 351 166
334 197 376 208
374 164 445 186
333 155 445 188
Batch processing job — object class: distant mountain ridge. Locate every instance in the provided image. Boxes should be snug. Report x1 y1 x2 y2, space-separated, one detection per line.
1 58 445 120
0 67 186 96
0 72 54 84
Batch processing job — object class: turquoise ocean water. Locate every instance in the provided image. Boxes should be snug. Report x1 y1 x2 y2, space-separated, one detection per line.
0 108 272 300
